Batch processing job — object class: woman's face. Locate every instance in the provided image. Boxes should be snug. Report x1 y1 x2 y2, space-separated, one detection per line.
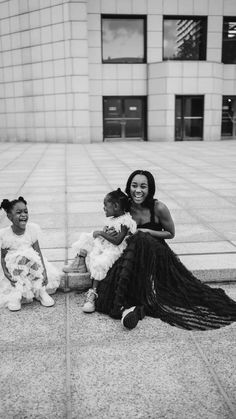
8 202 28 231
130 174 149 205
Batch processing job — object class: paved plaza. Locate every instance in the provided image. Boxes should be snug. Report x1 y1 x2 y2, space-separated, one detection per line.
0 141 236 419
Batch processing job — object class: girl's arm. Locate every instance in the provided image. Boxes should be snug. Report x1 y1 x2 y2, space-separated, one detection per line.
1 248 15 285
93 225 129 245
138 201 175 240
32 240 48 285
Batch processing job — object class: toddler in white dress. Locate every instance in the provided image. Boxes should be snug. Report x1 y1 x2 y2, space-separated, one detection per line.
63 188 137 313
0 197 61 311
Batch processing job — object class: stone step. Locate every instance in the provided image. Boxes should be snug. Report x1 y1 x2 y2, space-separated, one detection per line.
59 253 236 293
60 272 92 292
180 254 236 282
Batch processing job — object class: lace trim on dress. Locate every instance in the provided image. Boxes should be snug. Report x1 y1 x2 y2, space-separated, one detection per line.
105 213 137 234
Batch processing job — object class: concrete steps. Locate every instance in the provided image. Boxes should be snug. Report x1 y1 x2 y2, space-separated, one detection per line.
59 254 236 294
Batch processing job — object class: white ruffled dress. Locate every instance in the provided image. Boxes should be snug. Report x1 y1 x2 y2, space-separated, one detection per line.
72 212 137 281
0 223 61 308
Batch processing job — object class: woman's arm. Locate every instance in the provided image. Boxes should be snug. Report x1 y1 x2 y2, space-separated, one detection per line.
1 248 15 285
93 225 129 245
32 240 48 285
138 201 175 240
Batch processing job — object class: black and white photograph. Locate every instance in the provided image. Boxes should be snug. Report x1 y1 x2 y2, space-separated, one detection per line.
0 1 236 418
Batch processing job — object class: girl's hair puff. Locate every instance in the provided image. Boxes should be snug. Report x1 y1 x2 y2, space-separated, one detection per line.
106 188 130 212
125 170 156 208
0 196 27 214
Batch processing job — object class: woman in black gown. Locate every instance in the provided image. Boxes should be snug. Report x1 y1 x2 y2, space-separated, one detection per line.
96 170 236 330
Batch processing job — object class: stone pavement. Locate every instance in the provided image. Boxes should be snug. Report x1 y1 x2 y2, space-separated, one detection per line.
0 141 236 419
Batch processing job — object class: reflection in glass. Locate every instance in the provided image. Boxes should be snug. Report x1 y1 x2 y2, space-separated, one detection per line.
104 98 122 118
124 99 142 118
221 96 236 137
222 18 236 64
103 97 146 140
184 119 202 138
184 97 203 117
102 18 145 63
164 17 207 60
175 96 204 140
104 121 122 138
125 120 142 137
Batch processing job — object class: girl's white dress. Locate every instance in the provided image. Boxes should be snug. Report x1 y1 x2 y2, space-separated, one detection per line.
72 212 137 281
0 222 61 308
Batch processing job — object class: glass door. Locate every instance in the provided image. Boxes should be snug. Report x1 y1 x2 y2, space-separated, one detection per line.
103 97 146 141
221 96 236 138
175 96 204 140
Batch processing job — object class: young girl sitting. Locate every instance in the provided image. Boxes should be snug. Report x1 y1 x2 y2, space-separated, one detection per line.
0 197 61 311
63 188 137 313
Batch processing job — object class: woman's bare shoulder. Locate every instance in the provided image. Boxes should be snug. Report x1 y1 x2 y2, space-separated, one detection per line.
154 199 169 214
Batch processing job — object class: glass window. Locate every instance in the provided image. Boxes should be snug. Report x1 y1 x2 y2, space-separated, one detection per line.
222 18 236 64
102 16 146 63
163 16 207 60
221 96 236 137
175 96 204 140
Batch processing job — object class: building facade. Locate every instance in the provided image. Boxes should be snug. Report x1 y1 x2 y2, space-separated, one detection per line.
0 0 236 143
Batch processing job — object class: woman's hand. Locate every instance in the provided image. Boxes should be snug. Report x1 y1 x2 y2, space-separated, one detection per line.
105 227 118 237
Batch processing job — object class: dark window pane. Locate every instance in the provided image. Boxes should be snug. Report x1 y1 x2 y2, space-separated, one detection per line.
104 98 122 118
125 120 142 137
104 121 122 138
184 97 203 117
221 97 233 136
102 17 145 63
163 17 207 60
175 96 204 140
124 99 142 118
222 18 236 64
184 119 203 138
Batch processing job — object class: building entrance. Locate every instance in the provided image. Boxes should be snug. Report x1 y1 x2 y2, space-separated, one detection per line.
175 96 204 140
221 96 236 139
103 97 147 141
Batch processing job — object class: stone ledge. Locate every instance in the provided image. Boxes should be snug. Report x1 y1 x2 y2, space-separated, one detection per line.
59 268 236 293
180 253 236 283
59 273 92 292
192 269 236 283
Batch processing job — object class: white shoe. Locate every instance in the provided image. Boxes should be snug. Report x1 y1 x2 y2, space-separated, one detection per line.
8 298 21 311
7 289 22 311
82 288 97 313
37 287 55 307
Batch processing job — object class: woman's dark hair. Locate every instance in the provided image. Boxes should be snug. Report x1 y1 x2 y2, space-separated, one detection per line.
0 197 27 214
125 170 156 207
106 188 130 212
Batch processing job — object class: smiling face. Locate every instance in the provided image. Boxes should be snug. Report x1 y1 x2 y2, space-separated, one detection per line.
130 174 149 205
8 201 28 232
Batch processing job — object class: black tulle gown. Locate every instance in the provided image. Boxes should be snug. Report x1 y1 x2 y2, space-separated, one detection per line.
96 203 236 330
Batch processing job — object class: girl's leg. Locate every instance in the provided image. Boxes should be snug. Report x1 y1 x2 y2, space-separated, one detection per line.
36 286 55 307
63 232 94 273
77 251 88 273
82 279 99 313
7 284 22 311
63 249 88 273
